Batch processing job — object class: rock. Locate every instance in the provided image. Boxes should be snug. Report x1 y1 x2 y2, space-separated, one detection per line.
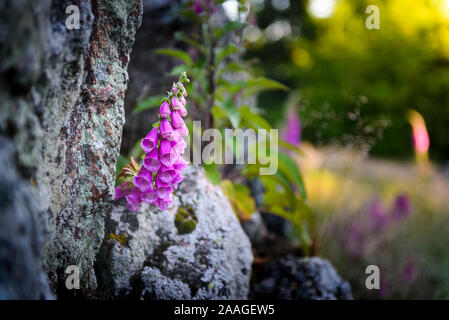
251 255 353 300
0 137 53 299
241 212 269 245
36 0 143 290
96 165 253 299
0 0 143 293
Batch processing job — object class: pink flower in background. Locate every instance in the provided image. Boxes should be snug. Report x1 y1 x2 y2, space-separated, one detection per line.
114 74 190 211
413 123 429 154
392 194 411 221
400 260 417 283
408 109 430 155
281 106 301 146
191 0 216 14
368 199 389 232
344 222 366 259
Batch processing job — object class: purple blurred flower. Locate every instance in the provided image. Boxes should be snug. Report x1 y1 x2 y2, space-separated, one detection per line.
344 222 366 259
190 0 216 15
282 106 301 146
369 199 389 232
400 260 416 283
392 194 411 221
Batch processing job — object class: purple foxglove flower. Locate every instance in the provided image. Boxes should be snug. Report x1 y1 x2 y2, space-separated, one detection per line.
125 187 142 212
114 181 132 200
172 139 187 155
157 196 172 210
158 100 171 118
172 174 184 190
155 178 173 199
176 125 189 137
180 95 186 106
170 97 182 111
141 190 158 204
178 103 187 118
159 119 173 139
174 157 188 171
133 167 153 192
141 127 159 153
392 194 411 221
143 148 161 172
159 139 177 167
170 111 185 129
157 166 177 184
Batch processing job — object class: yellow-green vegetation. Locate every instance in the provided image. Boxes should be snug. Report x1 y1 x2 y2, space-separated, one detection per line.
301 144 449 299
107 233 129 246
175 205 198 235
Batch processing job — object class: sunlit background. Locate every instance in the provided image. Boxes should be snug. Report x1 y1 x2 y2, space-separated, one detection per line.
242 0 449 299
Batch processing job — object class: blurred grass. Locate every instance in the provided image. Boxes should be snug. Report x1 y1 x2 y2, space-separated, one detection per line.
300 143 449 299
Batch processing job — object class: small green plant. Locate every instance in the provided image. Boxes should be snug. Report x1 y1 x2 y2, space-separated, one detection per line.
131 0 313 253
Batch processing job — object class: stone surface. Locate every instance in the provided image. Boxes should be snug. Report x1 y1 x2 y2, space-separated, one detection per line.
0 137 53 300
0 0 143 294
96 165 253 299
251 255 353 300
36 0 143 290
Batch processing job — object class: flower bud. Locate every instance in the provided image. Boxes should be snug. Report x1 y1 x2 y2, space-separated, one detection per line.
158 100 171 118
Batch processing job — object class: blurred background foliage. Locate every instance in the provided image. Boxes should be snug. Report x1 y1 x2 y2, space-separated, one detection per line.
246 0 449 161
121 0 449 299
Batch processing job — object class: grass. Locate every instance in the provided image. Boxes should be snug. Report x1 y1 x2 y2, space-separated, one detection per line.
299 143 449 299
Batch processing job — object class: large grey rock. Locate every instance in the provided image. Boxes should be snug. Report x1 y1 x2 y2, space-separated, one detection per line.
96 165 253 299
0 0 143 294
0 137 53 300
37 0 143 290
252 255 353 300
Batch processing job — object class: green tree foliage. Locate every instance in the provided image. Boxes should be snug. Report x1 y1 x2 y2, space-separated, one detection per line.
247 0 449 161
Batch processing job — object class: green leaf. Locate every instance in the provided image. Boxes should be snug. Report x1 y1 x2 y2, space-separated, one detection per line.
203 162 221 185
280 140 304 156
154 48 193 66
214 21 247 40
240 106 272 130
115 155 129 178
174 32 206 53
278 151 307 200
221 180 255 221
222 100 241 129
215 44 241 66
132 95 164 114
211 105 228 124
242 77 289 97
217 62 251 76
170 64 189 76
